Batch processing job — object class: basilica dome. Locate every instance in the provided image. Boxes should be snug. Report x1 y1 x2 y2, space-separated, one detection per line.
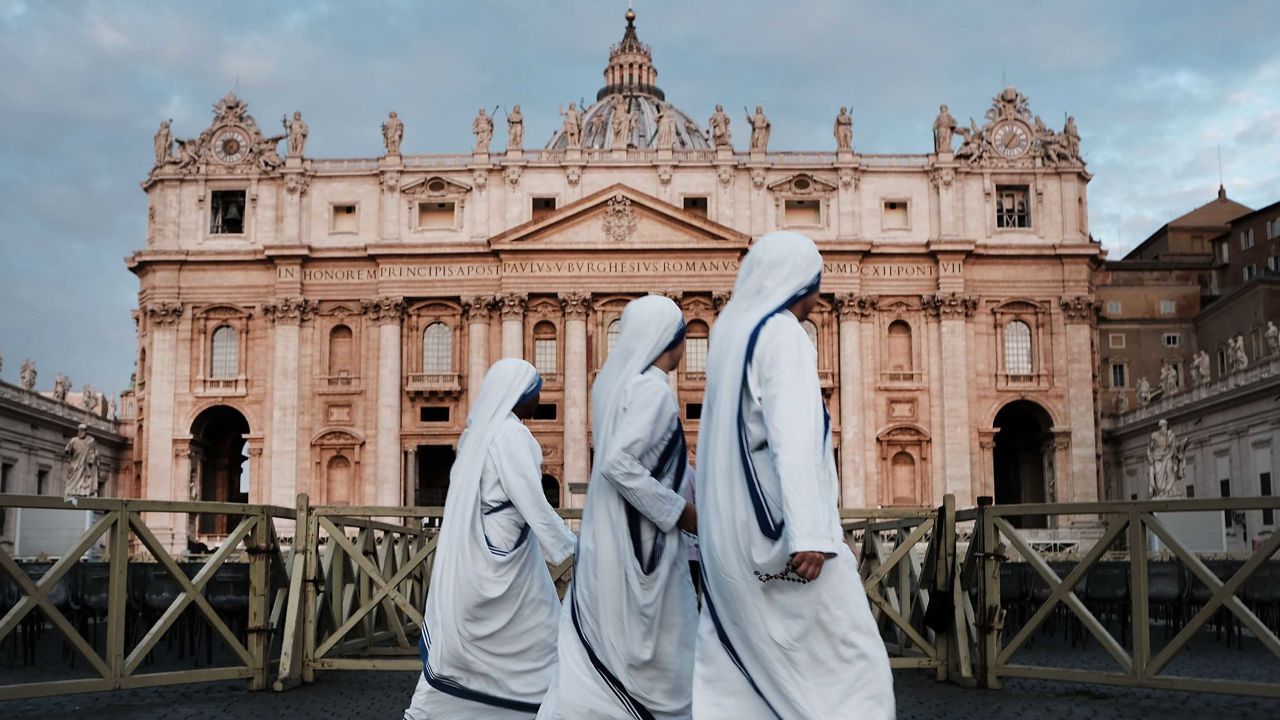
545 9 711 151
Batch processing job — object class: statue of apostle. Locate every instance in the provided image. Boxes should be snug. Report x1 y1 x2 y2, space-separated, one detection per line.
472 108 494 153
1147 420 1184 498
1158 359 1179 397
709 104 732 149
834 106 853 152
611 95 633 148
933 105 956 154
560 102 582 149
283 111 308 157
382 111 404 155
1266 321 1279 357
64 423 99 497
655 102 677 150
746 105 770 152
506 105 524 150
154 120 173 166
19 358 36 391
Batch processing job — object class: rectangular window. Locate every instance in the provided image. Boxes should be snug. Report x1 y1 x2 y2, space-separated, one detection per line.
533 403 558 421
686 403 703 421
784 199 821 227
531 197 557 222
417 201 455 230
1110 363 1127 388
1262 471 1274 526
882 200 909 230
1185 484 1195 498
1160 300 1176 315
1162 333 1181 348
996 186 1031 228
1220 478 1232 527
331 204 357 233
37 468 48 495
1267 255 1279 272
1243 264 1257 282
1106 300 1122 315
1217 349 1227 375
1108 333 1126 349
1240 228 1255 249
534 338 558 375
685 337 709 374
0 461 10 493
682 196 709 217
419 406 450 423
209 190 246 234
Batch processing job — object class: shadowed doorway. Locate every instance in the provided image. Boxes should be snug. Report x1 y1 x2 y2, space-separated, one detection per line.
190 405 250 535
416 445 456 506
992 400 1053 529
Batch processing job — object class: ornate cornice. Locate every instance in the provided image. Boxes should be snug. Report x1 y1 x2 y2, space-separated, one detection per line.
559 291 592 319
462 295 495 322
144 301 184 326
264 296 317 324
1059 295 1098 324
360 296 405 324
835 293 879 319
924 292 978 319
497 292 528 320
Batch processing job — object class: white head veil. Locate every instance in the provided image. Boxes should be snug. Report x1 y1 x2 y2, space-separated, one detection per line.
421 358 552 711
590 295 686 442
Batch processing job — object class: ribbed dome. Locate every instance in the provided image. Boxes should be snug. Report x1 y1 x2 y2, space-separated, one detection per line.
545 10 710 151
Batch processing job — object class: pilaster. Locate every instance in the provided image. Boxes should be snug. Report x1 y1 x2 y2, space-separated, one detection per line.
363 296 406 508
560 291 592 504
925 292 978 505
498 293 528 359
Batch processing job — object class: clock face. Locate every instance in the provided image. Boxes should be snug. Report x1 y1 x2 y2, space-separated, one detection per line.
213 128 250 164
991 121 1031 158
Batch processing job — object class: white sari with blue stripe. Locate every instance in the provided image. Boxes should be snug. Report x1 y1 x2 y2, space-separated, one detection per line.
692 232 895 719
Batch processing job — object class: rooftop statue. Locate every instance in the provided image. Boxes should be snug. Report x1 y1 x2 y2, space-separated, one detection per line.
284 111 308 157
709 104 731 149
382 111 404 155
746 105 770 152
834 106 854 152
506 105 524 150
932 104 956 154
473 108 494 153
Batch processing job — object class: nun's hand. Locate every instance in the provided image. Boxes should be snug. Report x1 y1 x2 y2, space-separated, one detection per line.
677 502 698 535
790 551 826 581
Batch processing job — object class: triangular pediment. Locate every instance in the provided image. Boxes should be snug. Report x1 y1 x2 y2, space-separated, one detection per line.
401 175 472 197
489 184 750 251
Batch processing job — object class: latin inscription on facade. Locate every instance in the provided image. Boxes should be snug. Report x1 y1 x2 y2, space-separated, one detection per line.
278 260 961 282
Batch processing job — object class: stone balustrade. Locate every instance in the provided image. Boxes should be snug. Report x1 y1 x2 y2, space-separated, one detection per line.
1107 356 1280 428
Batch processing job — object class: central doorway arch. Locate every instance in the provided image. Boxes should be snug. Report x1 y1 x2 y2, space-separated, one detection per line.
992 400 1053 528
190 405 251 535
416 445 457 507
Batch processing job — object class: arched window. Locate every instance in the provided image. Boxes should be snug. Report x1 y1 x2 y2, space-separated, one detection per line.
533 321 558 375
887 321 913 372
684 320 710 375
1004 320 1033 375
606 319 622 357
210 325 238 378
327 455 352 506
422 322 452 374
802 320 819 350
328 325 354 379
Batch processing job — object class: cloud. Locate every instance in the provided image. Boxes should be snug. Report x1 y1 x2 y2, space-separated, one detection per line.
0 0 1277 391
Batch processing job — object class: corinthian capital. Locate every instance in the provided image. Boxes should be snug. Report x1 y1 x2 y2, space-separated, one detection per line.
264 296 317 324
360 296 406 324
835 292 878 319
1059 295 1098 324
924 292 978 319
497 292 528 320
144 301 184 327
711 290 732 311
559 291 592 320
462 295 495 322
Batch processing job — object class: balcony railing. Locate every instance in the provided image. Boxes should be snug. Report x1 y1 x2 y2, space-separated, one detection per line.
1108 356 1280 427
405 372 462 397
318 374 361 393
881 370 924 385
197 375 247 397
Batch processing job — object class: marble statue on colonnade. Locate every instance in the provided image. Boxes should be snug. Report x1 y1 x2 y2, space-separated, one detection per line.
1266 321 1279 356
932 104 956 154
1159 359 1179 397
284 111 308 157
473 108 494 153
834 106 853 152
655 103 676 150
382 111 404 155
154 120 172 166
64 423 99 497
1229 334 1249 372
1112 390 1128 415
506 105 523 150
1136 376 1154 407
1147 419 1186 498
746 105 770 152
19 358 36 391
560 102 581 149
81 384 97 411
1190 350 1211 387
53 372 71 402
709 104 731 149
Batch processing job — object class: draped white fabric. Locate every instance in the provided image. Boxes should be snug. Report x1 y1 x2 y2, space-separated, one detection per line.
539 295 696 719
406 358 576 720
691 232 895 719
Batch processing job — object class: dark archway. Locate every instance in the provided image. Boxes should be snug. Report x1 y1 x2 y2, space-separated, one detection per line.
992 400 1053 528
190 405 250 535
542 474 561 508
416 445 456 506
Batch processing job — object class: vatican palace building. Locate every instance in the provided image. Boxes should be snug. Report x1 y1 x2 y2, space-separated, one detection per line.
129 11 1103 547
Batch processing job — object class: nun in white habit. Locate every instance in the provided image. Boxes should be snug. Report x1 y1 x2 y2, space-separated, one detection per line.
538 295 698 720
404 358 577 720
692 232 895 719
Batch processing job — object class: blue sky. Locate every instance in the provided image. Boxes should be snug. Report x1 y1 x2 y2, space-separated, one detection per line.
1 0 1278 395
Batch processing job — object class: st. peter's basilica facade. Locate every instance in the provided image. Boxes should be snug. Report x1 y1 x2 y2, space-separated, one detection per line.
130 11 1102 547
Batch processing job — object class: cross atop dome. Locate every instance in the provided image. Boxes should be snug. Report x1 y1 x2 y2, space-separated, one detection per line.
599 6 663 102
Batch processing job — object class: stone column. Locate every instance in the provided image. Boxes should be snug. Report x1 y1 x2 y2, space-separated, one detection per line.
265 297 312 514
835 293 875 507
142 302 183 550
927 293 978 506
498 293 527 359
560 292 591 501
404 447 418 506
364 296 406 508
1060 296 1101 504
463 295 494 397
172 442 192 553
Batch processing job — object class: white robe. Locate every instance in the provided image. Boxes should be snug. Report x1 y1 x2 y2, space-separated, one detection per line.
693 232 895 719
540 296 697 720
406 360 576 720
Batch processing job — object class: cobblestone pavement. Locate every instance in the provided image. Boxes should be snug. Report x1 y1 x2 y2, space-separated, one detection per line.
3 668 1278 720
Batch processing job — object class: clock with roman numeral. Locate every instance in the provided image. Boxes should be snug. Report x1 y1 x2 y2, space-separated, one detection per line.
212 127 250 164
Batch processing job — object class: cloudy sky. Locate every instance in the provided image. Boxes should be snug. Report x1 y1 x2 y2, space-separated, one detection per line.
1 0 1278 395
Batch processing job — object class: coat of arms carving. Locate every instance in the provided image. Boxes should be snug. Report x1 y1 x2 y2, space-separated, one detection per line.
603 194 637 242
